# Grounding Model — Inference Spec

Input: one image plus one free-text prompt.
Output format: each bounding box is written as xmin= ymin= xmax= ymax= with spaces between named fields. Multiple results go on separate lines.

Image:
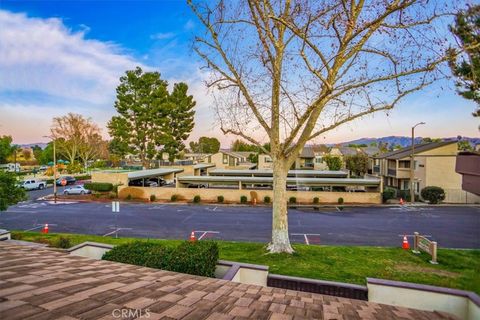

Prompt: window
xmin=222 ymin=154 xmax=228 ymax=164
xmin=315 ymin=156 xmax=323 ymax=163
xmin=402 ymin=180 xmax=410 ymax=190
xmin=265 ymin=156 xmax=273 ymax=163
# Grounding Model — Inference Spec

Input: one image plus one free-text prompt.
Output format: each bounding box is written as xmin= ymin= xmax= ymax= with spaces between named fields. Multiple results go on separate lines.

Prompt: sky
xmin=0 ymin=0 xmax=478 ymax=147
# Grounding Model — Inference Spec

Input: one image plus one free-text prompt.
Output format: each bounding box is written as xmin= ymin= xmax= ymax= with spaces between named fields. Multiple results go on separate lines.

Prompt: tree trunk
xmin=267 ymin=159 xmax=294 ymax=253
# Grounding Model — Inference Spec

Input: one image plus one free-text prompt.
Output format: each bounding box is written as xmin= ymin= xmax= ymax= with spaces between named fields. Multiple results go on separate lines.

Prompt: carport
xmin=193 ymin=163 xmax=215 ymax=176
xmin=208 ymin=169 xmax=348 ymax=178
xmin=127 ymin=168 xmax=184 ymax=187
xmin=177 ymin=175 xmax=381 ymax=191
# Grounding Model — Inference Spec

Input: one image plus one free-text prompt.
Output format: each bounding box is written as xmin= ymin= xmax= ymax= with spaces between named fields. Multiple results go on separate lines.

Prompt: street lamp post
xmin=410 ymin=122 xmax=425 ymax=203
xmin=43 ymin=135 xmax=57 ymax=203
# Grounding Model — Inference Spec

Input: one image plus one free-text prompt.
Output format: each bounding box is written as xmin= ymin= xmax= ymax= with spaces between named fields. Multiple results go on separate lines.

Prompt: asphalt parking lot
xmin=1 ymin=198 xmax=479 ymax=248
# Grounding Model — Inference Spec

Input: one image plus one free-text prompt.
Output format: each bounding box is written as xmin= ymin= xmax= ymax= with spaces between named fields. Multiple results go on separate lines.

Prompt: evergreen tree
xmin=449 ymin=5 xmax=480 ymax=118
xmin=162 ymin=83 xmax=196 ymax=161
xmin=108 ymin=67 xmax=196 ymax=165
xmin=0 ymin=171 xmax=26 ymax=211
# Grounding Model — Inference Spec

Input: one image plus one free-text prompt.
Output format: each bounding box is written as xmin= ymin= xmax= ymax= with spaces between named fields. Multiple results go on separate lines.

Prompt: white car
xmin=20 ymin=179 xmax=46 ymax=190
xmin=63 ymin=185 xmax=91 ymax=195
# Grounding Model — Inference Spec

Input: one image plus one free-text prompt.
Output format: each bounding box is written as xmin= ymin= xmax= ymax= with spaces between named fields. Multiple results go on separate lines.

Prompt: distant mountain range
xmin=333 ymin=136 xmax=480 ymax=148
xmin=18 ymin=143 xmax=48 ymax=149
xmin=19 ymin=136 xmax=479 ymax=150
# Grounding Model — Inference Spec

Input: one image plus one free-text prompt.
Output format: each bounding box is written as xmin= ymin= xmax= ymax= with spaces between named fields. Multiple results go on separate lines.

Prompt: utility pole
xmin=410 ymin=122 xmax=425 ymax=203
xmin=43 ymin=135 xmax=57 ymax=203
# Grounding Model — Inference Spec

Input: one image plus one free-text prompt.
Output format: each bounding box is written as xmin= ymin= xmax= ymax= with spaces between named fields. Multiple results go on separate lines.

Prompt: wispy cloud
xmin=150 ymin=32 xmax=176 ymax=40
xmin=0 ymin=10 xmax=144 ymax=105
xmin=184 ymin=19 xmax=195 ymax=30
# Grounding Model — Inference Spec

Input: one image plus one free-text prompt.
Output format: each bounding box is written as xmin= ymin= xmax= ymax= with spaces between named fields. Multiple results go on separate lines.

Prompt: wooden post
xmin=430 ymin=241 xmax=438 ymax=264
xmin=412 ymin=232 xmax=420 ymax=254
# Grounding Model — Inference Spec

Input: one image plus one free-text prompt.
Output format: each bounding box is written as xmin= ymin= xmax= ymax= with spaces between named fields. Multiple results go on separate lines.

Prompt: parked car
xmin=39 ymin=165 xmax=48 ymax=171
xmin=63 ymin=185 xmax=91 ymax=195
xmin=56 ymin=176 xmax=76 ymax=186
xmin=19 ymin=179 xmax=47 ymax=190
xmin=128 ymin=179 xmax=158 ymax=187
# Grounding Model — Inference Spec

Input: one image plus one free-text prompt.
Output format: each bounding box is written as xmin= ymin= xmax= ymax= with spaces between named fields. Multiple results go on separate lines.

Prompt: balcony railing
xmin=387 ymin=168 xmax=396 ymax=176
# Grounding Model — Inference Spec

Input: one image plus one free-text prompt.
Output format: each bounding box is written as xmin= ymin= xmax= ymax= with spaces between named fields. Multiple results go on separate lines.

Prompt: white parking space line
xmin=291 ymin=233 xmax=321 ymax=245
xmin=103 ymin=227 xmax=132 ymax=237
xmin=194 ymin=230 xmax=220 ymax=240
xmin=398 ymin=234 xmax=432 ymax=238
xmin=24 ymin=224 xmax=58 ymax=232
xmin=304 ymin=234 xmax=309 ymax=245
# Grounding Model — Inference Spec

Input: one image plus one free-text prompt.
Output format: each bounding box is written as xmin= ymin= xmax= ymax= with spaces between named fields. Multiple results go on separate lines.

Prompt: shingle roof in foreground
xmin=0 ymin=242 xmax=456 ymax=320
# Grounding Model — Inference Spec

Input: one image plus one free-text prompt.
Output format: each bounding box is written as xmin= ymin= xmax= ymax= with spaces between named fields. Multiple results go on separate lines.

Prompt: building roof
xmin=179 ymin=175 xmax=380 ymax=187
xmin=339 ymin=147 xmax=359 ymax=156
xmin=0 ymin=242 xmax=454 ymax=320
xmin=193 ymin=163 xmax=216 ymax=170
xmin=299 ymin=146 xmax=315 ymax=158
xmin=218 ymin=150 xmax=255 ymax=159
xmin=127 ymin=168 xmax=184 ymax=180
xmin=375 ymin=141 xmax=457 ymax=160
xmin=361 ymin=146 xmax=380 ymax=157
xmin=209 ymin=169 xmax=348 ymax=178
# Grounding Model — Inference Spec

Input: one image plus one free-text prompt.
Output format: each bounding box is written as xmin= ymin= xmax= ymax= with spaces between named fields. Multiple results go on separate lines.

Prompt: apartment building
xmin=258 ymin=146 xmax=328 ymax=170
xmin=208 ymin=150 xmax=256 ymax=169
xmin=371 ymin=141 xmax=480 ymax=203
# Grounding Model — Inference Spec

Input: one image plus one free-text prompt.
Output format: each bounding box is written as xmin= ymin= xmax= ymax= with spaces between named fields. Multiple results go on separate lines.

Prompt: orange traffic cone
xmin=402 ymin=235 xmax=410 ymax=250
xmin=399 ymin=198 xmax=404 ymax=205
xmin=189 ymin=231 xmax=196 ymax=242
xmin=42 ymin=224 xmax=49 ymax=234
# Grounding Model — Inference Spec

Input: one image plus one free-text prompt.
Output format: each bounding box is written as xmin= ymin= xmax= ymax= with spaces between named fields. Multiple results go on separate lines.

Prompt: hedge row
xmin=102 ymin=240 xmax=219 ymax=277
xmin=84 ymin=182 xmax=113 ymax=192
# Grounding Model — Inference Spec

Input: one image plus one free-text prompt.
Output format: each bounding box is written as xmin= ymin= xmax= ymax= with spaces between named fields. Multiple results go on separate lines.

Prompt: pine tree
xmin=162 ymin=83 xmax=196 ymax=161
xmin=449 ymin=5 xmax=480 ymax=118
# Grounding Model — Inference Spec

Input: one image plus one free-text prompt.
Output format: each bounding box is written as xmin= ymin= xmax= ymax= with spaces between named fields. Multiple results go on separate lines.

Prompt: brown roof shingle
xmin=0 ymin=242 xmax=456 ymax=320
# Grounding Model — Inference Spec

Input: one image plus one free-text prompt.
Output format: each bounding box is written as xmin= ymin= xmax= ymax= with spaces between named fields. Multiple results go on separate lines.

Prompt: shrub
xmin=54 ymin=236 xmax=71 ymax=249
xmin=103 ymin=241 xmax=159 ymax=266
xmin=193 ymin=195 xmax=201 ymax=203
xmin=313 ymin=197 xmax=319 ymax=204
xmin=397 ymin=190 xmax=411 ymax=202
xmin=84 ymin=182 xmax=113 ymax=192
xmin=167 ymin=241 xmax=219 ymax=277
xmin=217 ymin=195 xmax=224 ymax=203
xmin=109 ymin=192 xmax=116 ymax=199
xmin=94 ymin=193 xmax=101 ymax=199
xmin=421 ymin=186 xmax=446 ymax=204
xmin=382 ymin=187 xmax=396 ymax=202
xmin=289 ymin=196 xmax=297 ymax=204
xmin=150 ymin=194 xmax=156 ymax=202
xmin=171 ymin=194 xmax=179 ymax=202
xmin=264 ymin=196 xmax=271 ymax=204
xmin=102 ymin=241 xmax=219 ymax=277
xmin=126 ymin=194 xmax=132 ymax=201
xmin=240 ymin=195 xmax=248 ymax=203
xmin=338 ymin=197 xmax=344 ymax=205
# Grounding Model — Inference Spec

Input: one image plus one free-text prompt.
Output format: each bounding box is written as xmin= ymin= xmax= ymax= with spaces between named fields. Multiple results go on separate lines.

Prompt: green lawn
xmin=12 ymin=231 xmax=480 ymax=294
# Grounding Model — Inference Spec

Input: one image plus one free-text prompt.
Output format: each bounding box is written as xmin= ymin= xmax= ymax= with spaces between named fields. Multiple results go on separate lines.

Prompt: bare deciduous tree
xmin=51 ymin=113 xmax=103 ymax=167
xmin=189 ymin=0 xmax=455 ymax=253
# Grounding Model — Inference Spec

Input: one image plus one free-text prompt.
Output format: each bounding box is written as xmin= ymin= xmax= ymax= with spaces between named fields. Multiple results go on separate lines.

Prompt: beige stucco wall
xmin=118 ymin=186 xmax=381 ymax=204
xmin=69 ymin=245 xmax=112 ymax=260
xmin=368 ymin=283 xmax=479 ymax=320
xmin=92 ymin=171 xmax=129 ymax=186
xmin=258 ymin=154 xmax=273 ymax=170
xmin=231 ymin=268 xmax=268 ymax=287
